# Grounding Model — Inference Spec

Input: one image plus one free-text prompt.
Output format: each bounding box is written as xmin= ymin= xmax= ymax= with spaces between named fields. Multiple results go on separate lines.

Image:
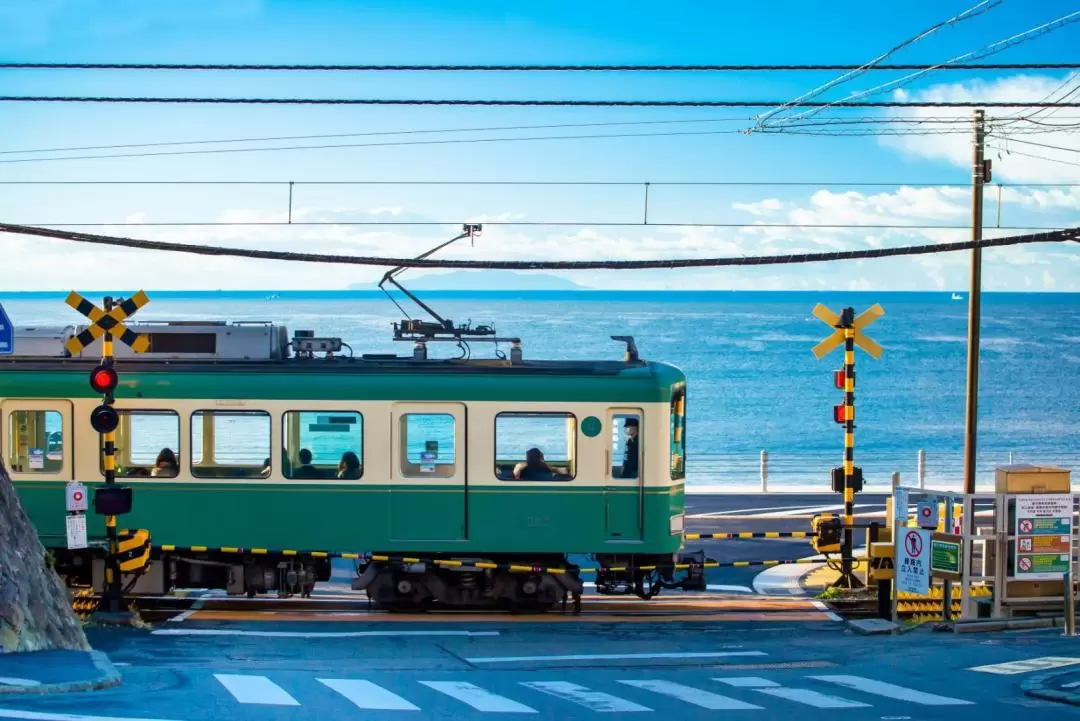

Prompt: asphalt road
xmin=2 ymin=619 xmax=1077 ymax=720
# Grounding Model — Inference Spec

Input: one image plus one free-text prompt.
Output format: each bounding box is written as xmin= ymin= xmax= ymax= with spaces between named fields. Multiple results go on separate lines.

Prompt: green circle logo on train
xmin=581 ymin=416 xmax=602 ymax=437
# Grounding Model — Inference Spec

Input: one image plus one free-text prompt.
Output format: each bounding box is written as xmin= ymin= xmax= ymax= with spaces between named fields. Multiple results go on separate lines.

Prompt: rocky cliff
xmin=0 ymin=459 xmax=89 ymax=653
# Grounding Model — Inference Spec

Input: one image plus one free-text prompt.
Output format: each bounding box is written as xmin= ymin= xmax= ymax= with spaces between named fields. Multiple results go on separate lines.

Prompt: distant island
xmin=348 ymin=270 xmax=588 ymax=291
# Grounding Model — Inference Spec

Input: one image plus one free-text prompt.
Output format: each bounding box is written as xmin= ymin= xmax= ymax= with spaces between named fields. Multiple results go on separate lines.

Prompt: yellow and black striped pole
xmin=100 ymin=298 xmax=122 ymax=613
xmin=840 ymin=307 xmax=857 ymax=587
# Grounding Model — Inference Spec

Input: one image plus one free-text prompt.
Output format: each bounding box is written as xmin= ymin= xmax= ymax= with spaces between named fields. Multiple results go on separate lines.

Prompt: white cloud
xmin=879 ymin=73 xmax=1080 ymax=185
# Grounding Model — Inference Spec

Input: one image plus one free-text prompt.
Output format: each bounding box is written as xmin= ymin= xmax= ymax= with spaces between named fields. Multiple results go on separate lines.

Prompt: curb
xmin=0 ymin=650 xmax=122 ymax=696
xmin=1022 ymin=669 xmax=1080 ymax=706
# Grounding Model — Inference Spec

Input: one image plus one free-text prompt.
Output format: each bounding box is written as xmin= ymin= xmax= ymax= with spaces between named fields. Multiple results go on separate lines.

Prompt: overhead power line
xmin=0 ymin=222 xmax=1075 ymax=269
xmin=2 ymin=96 xmax=1079 ymax=107
xmin=4 ymin=62 xmax=1080 ymax=72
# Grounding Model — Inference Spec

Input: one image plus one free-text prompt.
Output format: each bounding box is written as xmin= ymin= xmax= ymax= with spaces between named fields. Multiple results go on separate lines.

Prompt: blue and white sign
xmin=0 ymin=302 xmax=12 ymax=355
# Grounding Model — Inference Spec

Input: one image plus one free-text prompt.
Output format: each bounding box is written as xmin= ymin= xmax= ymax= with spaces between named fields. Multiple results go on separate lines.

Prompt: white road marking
xmin=582 ymin=582 xmax=754 ymax=594
xmin=522 ymin=681 xmax=651 ymax=712
xmin=810 ymin=599 xmax=844 ymax=621
xmin=811 ymin=675 xmax=973 ymax=705
xmin=0 ymin=678 xmax=41 ymax=687
xmin=420 ymin=681 xmax=537 ymax=713
xmin=318 ymin=679 xmax=420 ymax=711
xmin=154 ymin=629 xmax=498 ymax=638
xmin=213 ymin=674 xmax=299 ymax=706
xmin=466 ymin=651 xmax=766 ymax=663
xmin=757 ymin=688 xmax=870 ymax=709
xmin=715 ymin=677 xmax=781 ymax=688
xmin=968 ymin=656 xmax=1080 ymax=675
xmin=167 ymin=591 xmax=215 ymax=624
xmin=617 ymin=680 xmax=763 ymax=710
xmin=0 ymin=710 xmax=183 ymax=721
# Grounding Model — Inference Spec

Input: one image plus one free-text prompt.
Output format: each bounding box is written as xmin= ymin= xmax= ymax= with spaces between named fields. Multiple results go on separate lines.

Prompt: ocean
xmin=2 ymin=289 xmax=1078 ymax=492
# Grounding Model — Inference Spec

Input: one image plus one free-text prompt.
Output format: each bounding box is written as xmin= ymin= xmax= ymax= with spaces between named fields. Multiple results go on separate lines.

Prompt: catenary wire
xmin=2 ymin=97 xmax=1080 ymax=107
xmin=4 ymin=62 xmax=1080 ymax=71
xmin=0 ymin=179 xmax=1076 ymax=187
xmin=0 ymin=222 xmax=1075 ymax=269
xmin=2 ymin=222 xmax=1070 ymax=230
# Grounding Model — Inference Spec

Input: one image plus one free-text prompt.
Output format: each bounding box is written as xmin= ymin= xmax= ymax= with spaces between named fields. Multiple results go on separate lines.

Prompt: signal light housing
xmin=833 ymin=370 xmax=846 ymax=389
xmin=90 ymin=404 xmax=120 ymax=434
xmin=833 ymin=404 xmax=848 ymax=423
xmin=831 ymin=466 xmax=864 ymax=493
xmin=94 ymin=485 xmax=133 ymax=516
xmin=89 ymin=365 xmax=118 ymax=395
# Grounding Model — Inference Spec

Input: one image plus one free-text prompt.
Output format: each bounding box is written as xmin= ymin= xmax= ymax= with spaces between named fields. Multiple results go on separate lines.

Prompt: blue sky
xmin=0 ymin=0 xmax=1078 ymax=291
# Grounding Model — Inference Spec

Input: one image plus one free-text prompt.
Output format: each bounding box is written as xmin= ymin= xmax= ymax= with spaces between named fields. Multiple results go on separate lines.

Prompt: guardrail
xmin=685 ymin=449 xmax=1080 ymax=491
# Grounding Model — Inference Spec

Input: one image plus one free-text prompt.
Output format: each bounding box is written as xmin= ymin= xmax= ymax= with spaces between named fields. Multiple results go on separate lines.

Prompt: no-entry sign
xmin=897 ymin=528 xmax=931 ymax=594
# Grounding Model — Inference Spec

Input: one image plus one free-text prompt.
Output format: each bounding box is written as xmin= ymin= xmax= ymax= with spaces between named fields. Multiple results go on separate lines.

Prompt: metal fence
xmin=684 ymin=449 xmax=1080 ymax=492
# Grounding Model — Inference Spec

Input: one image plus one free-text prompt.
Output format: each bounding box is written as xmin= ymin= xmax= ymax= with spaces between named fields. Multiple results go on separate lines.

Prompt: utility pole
xmin=963 ymin=109 xmax=988 ymax=498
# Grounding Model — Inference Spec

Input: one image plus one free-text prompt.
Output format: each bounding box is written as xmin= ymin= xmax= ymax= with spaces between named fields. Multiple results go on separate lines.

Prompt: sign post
xmin=0 ymin=302 xmax=13 ymax=355
xmin=65 ymin=482 xmax=89 ymax=550
xmin=812 ymin=302 xmax=884 ymax=589
xmin=65 ymin=290 xmax=150 ymax=616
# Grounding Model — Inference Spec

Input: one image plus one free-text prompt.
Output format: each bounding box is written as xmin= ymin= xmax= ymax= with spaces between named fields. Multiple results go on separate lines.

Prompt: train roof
xmin=0 ymin=320 xmax=686 ymax=402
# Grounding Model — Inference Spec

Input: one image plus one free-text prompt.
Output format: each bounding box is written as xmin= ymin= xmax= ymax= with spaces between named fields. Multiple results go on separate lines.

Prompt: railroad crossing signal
xmin=810 ymin=302 xmax=885 ymax=591
xmin=64 ymin=290 xmax=150 ymax=356
xmin=66 ymin=291 xmax=151 ymax=618
xmin=811 ymin=303 xmax=884 ymax=360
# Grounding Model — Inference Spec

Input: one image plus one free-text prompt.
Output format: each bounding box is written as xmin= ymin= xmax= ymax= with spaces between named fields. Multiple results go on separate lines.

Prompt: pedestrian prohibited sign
xmin=897 ymin=528 xmax=931 ymax=595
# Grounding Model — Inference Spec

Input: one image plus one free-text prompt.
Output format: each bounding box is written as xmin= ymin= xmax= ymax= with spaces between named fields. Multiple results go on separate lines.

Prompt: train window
xmin=400 ymin=413 xmax=455 ymax=478
xmin=282 ymin=411 xmax=363 ymax=480
xmin=670 ymin=389 xmax=686 ymax=480
xmin=610 ymin=413 xmax=641 ymax=479
xmin=494 ymin=412 xmax=576 ymax=481
xmin=6 ymin=410 xmax=63 ymax=474
xmin=102 ymin=410 xmax=180 ymax=479
xmin=191 ymin=410 xmax=271 ymax=479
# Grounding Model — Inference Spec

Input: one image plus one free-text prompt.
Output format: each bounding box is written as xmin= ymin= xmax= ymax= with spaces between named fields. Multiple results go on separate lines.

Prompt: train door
xmin=604 ymin=408 xmax=644 ymax=541
xmin=389 ymin=402 xmax=467 ymax=542
xmin=1 ymin=400 xmax=74 ymax=481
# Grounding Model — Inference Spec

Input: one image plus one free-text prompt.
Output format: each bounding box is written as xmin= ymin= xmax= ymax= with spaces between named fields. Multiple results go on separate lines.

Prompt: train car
xmin=0 ymin=315 xmax=701 ymax=610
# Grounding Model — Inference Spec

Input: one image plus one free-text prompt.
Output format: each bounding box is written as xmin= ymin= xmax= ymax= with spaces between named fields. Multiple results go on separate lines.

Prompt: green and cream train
xmin=0 ymin=317 xmax=701 ymax=609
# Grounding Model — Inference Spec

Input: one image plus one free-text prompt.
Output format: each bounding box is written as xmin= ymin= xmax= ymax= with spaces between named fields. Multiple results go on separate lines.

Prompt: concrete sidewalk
xmin=0 ymin=649 xmax=121 ymax=695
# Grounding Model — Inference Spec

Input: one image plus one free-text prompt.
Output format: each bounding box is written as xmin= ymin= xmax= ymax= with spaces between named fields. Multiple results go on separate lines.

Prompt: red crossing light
xmin=833 ymin=404 xmax=847 ymax=424
xmin=833 ymin=370 xmax=846 ymax=389
xmin=89 ymin=366 xmax=118 ymax=394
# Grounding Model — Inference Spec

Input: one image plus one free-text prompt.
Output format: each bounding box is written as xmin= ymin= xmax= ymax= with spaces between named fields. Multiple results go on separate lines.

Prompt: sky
xmin=0 ymin=0 xmax=1078 ymax=292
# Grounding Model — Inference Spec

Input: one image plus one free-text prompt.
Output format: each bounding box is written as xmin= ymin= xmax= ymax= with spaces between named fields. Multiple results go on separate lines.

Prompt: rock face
xmin=0 ymin=459 xmax=89 ymax=653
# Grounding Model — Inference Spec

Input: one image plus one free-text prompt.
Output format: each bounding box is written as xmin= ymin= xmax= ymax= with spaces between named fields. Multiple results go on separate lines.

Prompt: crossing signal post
xmin=66 ymin=291 xmax=150 ymax=616
xmin=812 ymin=302 xmax=884 ymax=590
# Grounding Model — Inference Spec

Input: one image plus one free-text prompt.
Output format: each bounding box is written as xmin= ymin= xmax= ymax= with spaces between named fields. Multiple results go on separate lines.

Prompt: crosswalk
xmin=211 ymin=672 xmax=973 ymax=714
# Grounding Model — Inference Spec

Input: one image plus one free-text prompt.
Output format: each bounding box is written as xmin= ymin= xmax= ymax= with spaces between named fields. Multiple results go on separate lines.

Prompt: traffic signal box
xmin=811 ymin=513 xmax=842 ymax=554
xmin=89 ymin=363 xmax=133 ymax=517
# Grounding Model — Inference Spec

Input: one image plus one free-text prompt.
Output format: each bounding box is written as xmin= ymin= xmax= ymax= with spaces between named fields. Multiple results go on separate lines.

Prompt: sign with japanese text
xmin=931 ymin=532 xmax=963 ymax=581
xmin=897 ymin=528 xmax=931 ymax=594
xmin=1015 ymin=494 xmax=1073 ymax=580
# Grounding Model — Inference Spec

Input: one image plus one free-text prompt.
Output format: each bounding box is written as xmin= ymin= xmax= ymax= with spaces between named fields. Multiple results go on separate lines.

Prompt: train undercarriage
xmin=51 ymin=547 xmax=712 ymax=611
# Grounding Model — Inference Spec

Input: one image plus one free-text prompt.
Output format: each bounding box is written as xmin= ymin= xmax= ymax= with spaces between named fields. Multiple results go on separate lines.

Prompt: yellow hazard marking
xmin=64 ymin=290 xmax=152 ymax=354
xmin=969 ymin=657 xmax=1080 ymax=675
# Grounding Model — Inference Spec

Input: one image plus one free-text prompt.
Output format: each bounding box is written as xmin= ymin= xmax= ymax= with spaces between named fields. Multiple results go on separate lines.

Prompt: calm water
xmin=3 ymin=290 xmax=1078 ymax=490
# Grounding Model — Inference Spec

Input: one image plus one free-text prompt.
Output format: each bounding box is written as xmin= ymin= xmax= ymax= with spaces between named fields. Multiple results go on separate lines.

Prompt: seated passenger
xmin=293 ymin=448 xmax=318 ymax=478
xmin=152 ymin=448 xmax=179 ymax=478
xmin=513 ymin=447 xmax=556 ymax=481
xmin=338 ymin=451 xmax=361 ymax=479
xmin=261 ymin=457 xmax=271 ymax=477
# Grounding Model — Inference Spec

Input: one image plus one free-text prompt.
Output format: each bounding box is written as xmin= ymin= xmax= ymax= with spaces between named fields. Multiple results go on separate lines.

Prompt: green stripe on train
xmin=0 ymin=364 xmax=685 ymax=403
xmin=15 ymin=481 xmax=685 ymax=555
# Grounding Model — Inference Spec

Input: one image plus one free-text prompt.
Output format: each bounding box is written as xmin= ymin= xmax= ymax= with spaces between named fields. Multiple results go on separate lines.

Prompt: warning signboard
xmin=896 ymin=528 xmax=931 ymax=595
xmin=1015 ymin=494 xmax=1072 ymax=580
xmin=66 ymin=482 xmax=88 ymax=513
